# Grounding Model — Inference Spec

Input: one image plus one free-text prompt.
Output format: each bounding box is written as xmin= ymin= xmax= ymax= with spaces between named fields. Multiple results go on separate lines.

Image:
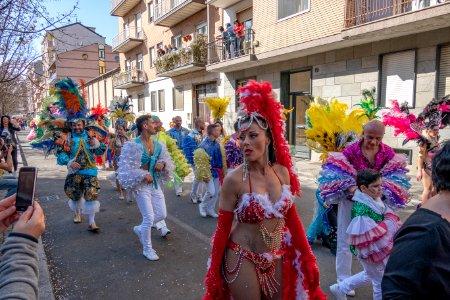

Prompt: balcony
xmin=155 ymin=35 xmax=207 ymax=77
xmin=206 ymin=0 xmax=241 ymax=9
xmin=112 ymin=29 xmax=144 ymax=53
xmin=47 ymin=73 xmax=57 ymax=85
xmin=206 ymin=29 xmax=257 ymax=72
xmin=154 ymin=0 xmax=206 ymax=27
xmin=342 ymin=1 xmax=450 ymax=41
xmin=113 ymin=69 xmax=145 ymax=89
xmin=345 ymin=0 xmax=444 ymax=27
xmin=110 ymin=0 xmax=141 ymax=17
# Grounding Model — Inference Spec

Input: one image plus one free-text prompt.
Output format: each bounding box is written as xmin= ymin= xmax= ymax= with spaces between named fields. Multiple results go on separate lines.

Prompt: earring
xmin=265 ymin=144 xmax=269 ymax=176
xmin=243 ymin=157 xmax=249 ymax=182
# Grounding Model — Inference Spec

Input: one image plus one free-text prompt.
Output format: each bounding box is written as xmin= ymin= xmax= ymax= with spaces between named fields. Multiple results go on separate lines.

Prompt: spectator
xmin=0 ymin=116 xmax=20 ymax=176
xmin=226 ymin=23 xmax=236 ymax=58
xmin=233 ymin=20 xmax=245 ymax=56
xmin=0 ymin=139 xmax=17 ymax=197
xmin=218 ymin=26 xmax=230 ymax=59
xmin=382 ymin=140 xmax=450 ymax=299
xmin=0 ymin=195 xmax=46 ymax=299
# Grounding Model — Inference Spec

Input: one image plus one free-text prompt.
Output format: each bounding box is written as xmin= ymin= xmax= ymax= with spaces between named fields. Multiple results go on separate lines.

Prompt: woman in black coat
xmin=1 ymin=116 xmax=21 ymax=174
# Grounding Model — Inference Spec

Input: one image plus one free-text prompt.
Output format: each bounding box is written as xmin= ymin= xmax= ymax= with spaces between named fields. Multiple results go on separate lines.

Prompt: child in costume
xmin=88 ymin=103 xmax=110 ymax=169
xmin=330 ymin=169 xmax=402 ymax=300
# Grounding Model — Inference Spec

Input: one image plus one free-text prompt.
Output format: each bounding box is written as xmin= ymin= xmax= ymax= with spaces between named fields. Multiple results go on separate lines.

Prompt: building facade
xmin=205 ymin=0 xmax=450 ymax=166
xmin=27 ymin=60 xmax=46 ymax=113
xmin=85 ymin=67 xmax=121 ymax=109
xmin=42 ymin=23 xmax=119 ymax=94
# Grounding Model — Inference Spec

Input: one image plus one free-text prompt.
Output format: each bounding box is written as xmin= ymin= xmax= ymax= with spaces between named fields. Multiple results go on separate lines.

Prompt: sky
xmin=35 ymin=0 xmax=118 ymax=50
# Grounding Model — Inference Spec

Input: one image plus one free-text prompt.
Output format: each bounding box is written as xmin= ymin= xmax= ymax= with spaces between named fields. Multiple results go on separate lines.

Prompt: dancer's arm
xmin=204 ymin=173 xmax=238 ymax=299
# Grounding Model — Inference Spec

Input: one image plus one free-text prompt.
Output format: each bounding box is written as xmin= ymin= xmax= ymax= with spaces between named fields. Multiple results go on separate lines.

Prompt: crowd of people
xmin=217 ymin=20 xmax=249 ymax=59
xmin=0 ymin=77 xmax=449 ymax=299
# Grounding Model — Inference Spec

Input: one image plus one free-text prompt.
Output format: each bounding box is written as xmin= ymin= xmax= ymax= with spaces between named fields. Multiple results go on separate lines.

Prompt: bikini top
xmin=234 ymin=167 xmax=293 ymax=224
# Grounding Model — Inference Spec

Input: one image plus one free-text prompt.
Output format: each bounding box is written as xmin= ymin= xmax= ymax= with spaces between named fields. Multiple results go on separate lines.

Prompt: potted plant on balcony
xmin=191 ymin=34 xmax=207 ymax=64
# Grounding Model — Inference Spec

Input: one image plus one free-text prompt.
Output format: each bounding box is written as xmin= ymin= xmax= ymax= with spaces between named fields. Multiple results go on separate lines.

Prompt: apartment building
xmin=42 ymin=23 xmax=119 ymax=93
xmin=85 ymin=67 xmax=121 ymax=109
xmin=27 ymin=61 xmax=46 ymax=113
xmin=110 ymin=0 xmax=221 ymax=127
xmin=205 ymin=0 xmax=450 ymax=165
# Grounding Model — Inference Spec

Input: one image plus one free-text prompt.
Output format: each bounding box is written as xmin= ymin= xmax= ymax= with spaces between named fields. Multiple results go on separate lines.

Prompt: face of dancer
xmin=212 ymin=126 xmax=221 ymax=139
xmin=143 ymin=118 xmax=156 ymax=135
xmin=2 ymin=117 xmax=10 ymax=127
xmin=239 ymin=122 xmax=270 ymax=162
xmin=362 ymin=122 xmax=385 ymax=151
xmin=155 ymin=121 xmax=163 ymax=132
xmin=117 ymin=127 xmax=125 ymax=135
xmin=173 ymin=116 xmax=182 ymax=129
xmin=427 ymin=125 xmax=439 ymax=138
xmin=71 ymin=121 xmax=84 ymax=134
xmin=361 ymin=177 xmax=383 ymax=199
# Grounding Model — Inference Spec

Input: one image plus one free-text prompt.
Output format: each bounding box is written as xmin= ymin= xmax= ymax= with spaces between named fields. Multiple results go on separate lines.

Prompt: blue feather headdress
xmin=53 ymin=78 xmax=90 ymax=123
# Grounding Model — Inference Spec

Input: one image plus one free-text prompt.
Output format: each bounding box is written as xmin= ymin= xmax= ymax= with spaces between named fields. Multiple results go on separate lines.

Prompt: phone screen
xmin=16 ymin=167 xmax=37 ymax=211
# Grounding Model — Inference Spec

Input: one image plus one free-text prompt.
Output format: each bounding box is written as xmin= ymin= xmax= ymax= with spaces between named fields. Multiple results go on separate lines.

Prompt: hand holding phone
xmin=13 ymin=202 xmax=45 ymax=239
xmin=16 ymin=167 xmax=37 ymax=212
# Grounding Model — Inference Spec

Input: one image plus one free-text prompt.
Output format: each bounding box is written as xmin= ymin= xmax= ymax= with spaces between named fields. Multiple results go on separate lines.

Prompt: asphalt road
xmin=18 ymin=132 xmax=422 ymax=300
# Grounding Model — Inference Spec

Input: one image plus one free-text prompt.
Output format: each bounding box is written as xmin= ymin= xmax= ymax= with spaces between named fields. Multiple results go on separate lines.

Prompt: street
xmin=17 ymin=132 xmax=421 ymax=300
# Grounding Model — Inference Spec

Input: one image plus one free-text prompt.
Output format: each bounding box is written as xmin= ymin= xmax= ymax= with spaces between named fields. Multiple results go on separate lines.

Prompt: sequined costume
xmin=318 ymin=140 xmax=410 ymax=283
xmin=334 ymin=190 xmax=402 ymax=300
xmin=223 ymin=133 xmax=243 ymax=171
xmin=56 ymin=130 xmax=106 ymax=214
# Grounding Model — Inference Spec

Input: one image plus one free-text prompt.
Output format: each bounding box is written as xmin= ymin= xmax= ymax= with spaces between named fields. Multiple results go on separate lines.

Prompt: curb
xmin=17 ymin=132 xmax=55 ymax=300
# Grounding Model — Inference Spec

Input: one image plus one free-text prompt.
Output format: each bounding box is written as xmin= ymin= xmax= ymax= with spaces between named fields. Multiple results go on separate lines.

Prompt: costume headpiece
xmin=53 ymin=78 xmax=89 ymax=123
xmin=204 ymin=96 xmax=230 ymax=122
xmin=237 ymin=80 xmax=301 ymax=196
xmin=109 ymin=97 xmax=135 ymax=130
xmin=382 ymin=97 xmax=450 ymax=145
xmin=354 ymin=88 xmax=382 ymax=120
xmin=89 ymin=103 xmax=109 ymax=122
xmin=305 ymin=97 xmax=369 ymax=162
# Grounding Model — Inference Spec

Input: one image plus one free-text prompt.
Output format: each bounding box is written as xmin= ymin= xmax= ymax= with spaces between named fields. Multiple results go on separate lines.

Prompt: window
xmin=171 ymin=34 xmax=182 ymax=50
xmin=98 ymin=44 xmax=105 ymax=59
xmin=136 ymin=53 xmax=143 ymax=70
xmin=149 ymin=47 xmax=155 ymax=68
xmin=148 ymin=2 xmax=154 ymax=23
xmin=196 ymin=83 xmax=217 ymax=121
xmin=151 ymin=91 xmax=157 ymax=112
xmin=235 ymin=78 xmax=255 ymax=110
xmin=158 ymin=89 xmax=165 ymax=112
xmin=196 ymin=22 xmax=207 ymax=36
xmin=173 ymin=86 xmax=184 ymax=111
xmin=278 ymin=0 xmax=310 ymax=20
xmin=135 ymin=13 xmax=142 ymax=38
xmin=438 ymin=44 xmax=450 ymax=99
xmin=114 ymin=55 xmax=120 ymax=63
xmin=381 ymin=50 xmax=416 ymax=107
xmin=138 ymin=94 xmax=145 ymax=112
xmin=125 ymin=59 xmax=131 ymax=71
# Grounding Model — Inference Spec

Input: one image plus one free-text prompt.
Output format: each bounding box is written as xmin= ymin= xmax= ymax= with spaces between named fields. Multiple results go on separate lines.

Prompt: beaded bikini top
xmin=234 ymin=169 xmax=293 ymax=224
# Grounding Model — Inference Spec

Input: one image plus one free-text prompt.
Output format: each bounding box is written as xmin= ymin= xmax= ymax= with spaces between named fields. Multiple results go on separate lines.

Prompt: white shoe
xmin=190 ymin=192 xmax=198 ymax=204
xmin=199 ymin=204 xmax=207 ymax=217
xmin=133 ymin=226 xmax=143 ymax=245
xmin=346 ymin=290 xmax=355 ymax=297
xmin=160 ymin=226 xmax=171 ymax=237
xmin=330 ymin=284 xmax=347 ymax=300
xmin=207 ymin=209 xmax=218 ymax=218
xmin=143 ymin=249 xmax=159 ymax=261
xmin=176 ymin=192 xmax=182 ymax=197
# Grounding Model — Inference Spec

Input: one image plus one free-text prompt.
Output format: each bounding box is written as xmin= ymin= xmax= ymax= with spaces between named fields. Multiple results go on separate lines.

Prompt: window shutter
xmin=381 ymin=50 xmax=415 ymax=107
xmin=438 ymin=45 xmax=450 ymax=99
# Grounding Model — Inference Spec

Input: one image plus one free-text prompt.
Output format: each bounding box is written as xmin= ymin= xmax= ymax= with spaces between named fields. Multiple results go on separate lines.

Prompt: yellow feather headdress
xmin=204 ymin=96 xmax=230 ymax=121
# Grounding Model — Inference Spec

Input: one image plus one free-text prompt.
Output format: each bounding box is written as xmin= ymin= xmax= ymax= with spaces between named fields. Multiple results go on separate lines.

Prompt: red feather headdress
xmin=90 ymin=103 xmax=109 ymax=120
xmin=237 ymin=80 xmax=301 ymax=196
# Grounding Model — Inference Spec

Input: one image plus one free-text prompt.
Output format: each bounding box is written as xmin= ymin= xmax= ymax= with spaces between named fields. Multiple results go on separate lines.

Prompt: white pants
xmin=174 ymin=178 xmax=183 ymax=194
xmin=191 ymin=166 xmax=203 ymax=197
xmin=336 ymin=198 xmax=353 ymax=281
xmin=135 ymin=185 xmax=167 ymax=252
xmin=200 ymin=177 xmax=220 ymax=212
xmin=338 ymin=257 xmax=386 ymax=300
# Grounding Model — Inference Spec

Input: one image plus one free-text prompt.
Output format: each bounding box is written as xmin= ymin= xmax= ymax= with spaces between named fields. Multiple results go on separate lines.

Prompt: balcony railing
xmin=155 ymin=35 xmax=207 ymax=77
xmin=154 ymin=0 xmax=206 ymax=27
xmin=112 ymin=69 xmax=145 ymax=89
xmin=207 ymin=28 xmax=255 ymax=65
xmin=112 ymin=28 xmax=144 ymax=53
xmin=345 ymin=0 xmax=443 ymax=28
xmin=110 ymin=0 xmax=141 ymax=17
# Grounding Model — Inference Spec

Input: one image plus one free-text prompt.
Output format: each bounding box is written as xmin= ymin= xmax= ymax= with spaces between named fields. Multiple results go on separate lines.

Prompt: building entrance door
xmin=282 ymin=70 xmax=312 ymax=159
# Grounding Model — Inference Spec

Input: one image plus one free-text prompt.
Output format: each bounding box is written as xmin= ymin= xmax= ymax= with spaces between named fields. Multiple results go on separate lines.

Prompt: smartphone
xmin=16 ymin=167 xmax=38 ymax=212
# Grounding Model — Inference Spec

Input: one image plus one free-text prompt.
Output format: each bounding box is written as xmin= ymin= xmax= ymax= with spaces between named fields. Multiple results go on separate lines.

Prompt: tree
xmin=0 ymin=0 xmax=78 ymax=114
